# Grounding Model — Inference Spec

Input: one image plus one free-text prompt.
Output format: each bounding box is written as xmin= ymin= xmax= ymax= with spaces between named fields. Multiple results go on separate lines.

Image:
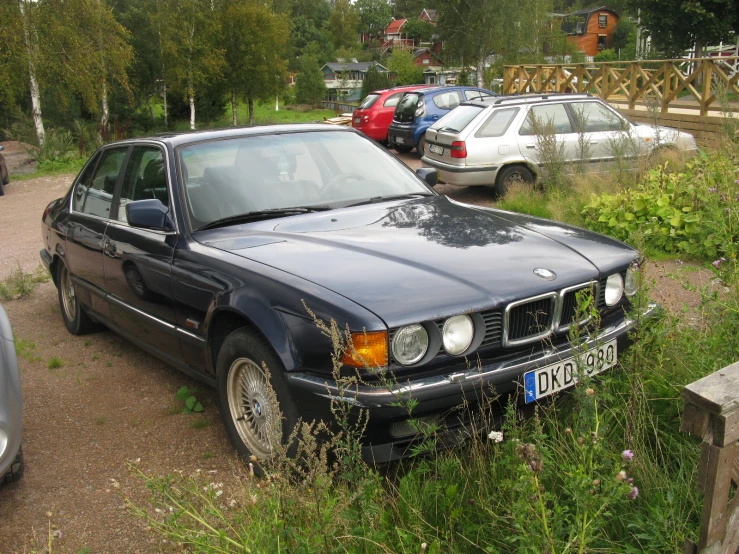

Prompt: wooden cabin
xmin=560 ymin=6 xmax=619 ymax=57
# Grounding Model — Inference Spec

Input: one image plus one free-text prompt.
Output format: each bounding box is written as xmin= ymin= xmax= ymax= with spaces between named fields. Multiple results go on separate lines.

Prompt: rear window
xmin=431 ymin=105 xmax=484 ymax=134
xmin=383 ymin=92 xmax=404 ymax=108
xmin=476 ymin=107 xmax=519 ymax=138
xmin=432 ymin=91 xmax=462 ymax=110
xmin=358 ymin=94 xmax=381 ymax=109
xmin=396 ymin=93 xmax=421 ymax=116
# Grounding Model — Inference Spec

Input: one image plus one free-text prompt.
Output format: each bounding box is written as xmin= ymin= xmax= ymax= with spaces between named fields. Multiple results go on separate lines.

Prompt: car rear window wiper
xmin=344 ymin=193 xmax=432 ymax=208
xmin=435 ymin=126 xmax=460 ymax=133
xmin=196 ymin=206 xmax=332 ymax=231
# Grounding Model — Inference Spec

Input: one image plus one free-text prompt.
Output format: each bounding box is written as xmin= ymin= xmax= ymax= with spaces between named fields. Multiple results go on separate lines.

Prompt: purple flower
xmin=622 ymin=449 xmax=634 ymax=462
xmin=712 ymin=258 xmax=727 ymax=269
xmin=628 ymin=486 xmax=639 ymax=500
xmin=708 ymin=187 xmax=718 ymax=193
xmin=626 ymin=477 xmax=634 ymax=484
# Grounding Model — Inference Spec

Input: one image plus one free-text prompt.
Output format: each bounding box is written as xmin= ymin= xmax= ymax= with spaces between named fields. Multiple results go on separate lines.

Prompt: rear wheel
xmin=216 ymin=328 xmax=299 ymax=473
xmin=495 ymin=165 xmax=535 ymax=197
xmin=1 ymin=447 xmax=23 ymax=486
xmin=417 ymin=134 xmax=427 ymax=157
xmin=57 ymin=262 xmax=101 ymax=335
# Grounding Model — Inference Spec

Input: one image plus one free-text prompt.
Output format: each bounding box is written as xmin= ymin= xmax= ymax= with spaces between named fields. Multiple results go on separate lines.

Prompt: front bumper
xmin=388 ymin=124 xmax=416 ymax=148
xmin=287 ymin=303 xmax=658 ymax=461
xmin=420 ymin=156 xmax=500 ymax=186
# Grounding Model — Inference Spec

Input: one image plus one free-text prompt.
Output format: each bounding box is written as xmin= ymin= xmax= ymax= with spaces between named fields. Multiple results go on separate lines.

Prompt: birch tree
xmin=160 ymin=0 xmax=225 ymax=130
xmin=16 ymin=0 xmax=46 ymax=146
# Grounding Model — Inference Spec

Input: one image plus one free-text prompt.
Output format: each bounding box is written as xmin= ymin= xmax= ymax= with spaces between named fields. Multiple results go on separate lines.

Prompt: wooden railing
xmin=503 ymin=57 xmax=739 ymax=115
xmin=681 ymin=361 xmax=739 ymax=553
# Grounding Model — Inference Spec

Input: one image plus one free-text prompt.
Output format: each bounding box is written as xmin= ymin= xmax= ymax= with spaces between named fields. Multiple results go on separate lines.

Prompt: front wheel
xmin=495 ymin=165 xmax=535 ymax=197
xmin=216 ymin=328 xmax=299 ymax=472
xmin=57 ymin=262 xmax=101 ymax=335
xmin=1 ymin=447 xmax=23 ymax=486
xmin=417 ymin=134 xmax=427 ymax=157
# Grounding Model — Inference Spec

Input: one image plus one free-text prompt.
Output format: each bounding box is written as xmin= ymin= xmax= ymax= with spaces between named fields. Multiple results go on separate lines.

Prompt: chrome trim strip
xmin=287 ymin=303 xmax=659 ymax=408
xmin=106 ymin=295 xmax=176 ymax=334
xmin=502 ymin=291 xmax=558 ymax=347
xmin=556 ymin=280 xmax=599 ymax=333
xmin=176 ymin=327 xmax=206 ymax=345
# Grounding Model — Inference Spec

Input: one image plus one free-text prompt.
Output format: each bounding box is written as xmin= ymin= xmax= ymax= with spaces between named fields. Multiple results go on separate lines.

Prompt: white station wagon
xmin=420 ymin=94 xmax=698 ymax=196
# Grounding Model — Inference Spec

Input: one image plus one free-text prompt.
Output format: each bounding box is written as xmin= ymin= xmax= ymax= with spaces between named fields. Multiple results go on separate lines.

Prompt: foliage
xmin=611 ymin=17 xmax=636 ymax=54
xmin=295 ymin=56 xmax=327 ymax=104
xmin=386 ymin=49 xmax=423 ymax=85
xmin=360 ymin=65 xmax=392 ymax=98
xmin=582 ymin=151 xmax=739 ymax=262
xmin=593 ymin=48 xmax=619 ymax=62
xmin=0 ymin=265 xmax=50 ymax=301
xmin=402 ymin=18 xmax=435 ymax=42
xmin=327 ymin=0 xmax=360 ymax=50
xmin=355 ymin=0 xmax=392 ymax=39
xmin=176 ymin=386 xmax=204 ymax=414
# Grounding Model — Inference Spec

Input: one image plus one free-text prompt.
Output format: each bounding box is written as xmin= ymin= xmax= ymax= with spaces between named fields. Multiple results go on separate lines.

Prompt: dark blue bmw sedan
xmin=40 ymin=124 xmax=656 ymax=465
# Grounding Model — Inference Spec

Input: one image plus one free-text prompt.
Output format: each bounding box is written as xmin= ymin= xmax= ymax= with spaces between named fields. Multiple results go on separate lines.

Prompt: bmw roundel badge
xmin=533 ymin=268 xmax=557 ymax=280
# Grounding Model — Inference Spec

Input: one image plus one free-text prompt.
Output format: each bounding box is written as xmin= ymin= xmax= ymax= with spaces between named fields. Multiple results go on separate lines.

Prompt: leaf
xmin=193 ymin=402 xmax=204 ymax=413
xmin=185 ymin=396 xmax=196 ymax=410
xmin=176 ymin=386 xmax=191 ymax=401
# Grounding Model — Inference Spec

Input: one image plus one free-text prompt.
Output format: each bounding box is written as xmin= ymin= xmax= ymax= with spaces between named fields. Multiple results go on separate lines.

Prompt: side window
xmin=432 ymin=91 xmax=462 ymax=110
xmin=570 ymin=101 xmax=626 ymax=132
xmin=76 ymin=147 xmax=128 ymax=218
xmin=477 ymin=108 xmax=519 ymax=138
xmin=519 ymin=103 xmax=573 ymax=135
xmin=383 ymin=92 xmax=403 ymax=108
xmin=116 ymin=146 xmax=168 ymax=223
xmin=464 ymin=90 xmax=492 ymax=101
xmin=71 ymin=152 xmax=101 ymax=212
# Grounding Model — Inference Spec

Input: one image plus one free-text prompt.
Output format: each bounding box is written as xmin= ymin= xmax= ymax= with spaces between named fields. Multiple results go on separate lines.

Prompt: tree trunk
xmin=100 ymin=81 xmax=109 ymax=131
xmin=162 ymin=82 xmax=168 ymax=127
xmin=232 ymin=90 xmax=238 ymax=126
xmin=476 ymin=57 xmax=485 ymax=88
xmin=248 ymin=98 xmax=254 ymax=125
xmin=695 ymin=39 xmax=704 ymax=88
xmin=189 ymin=93 xmax=195 ymax=130
xmin=18 ymin=0 xmax=45 ymax=147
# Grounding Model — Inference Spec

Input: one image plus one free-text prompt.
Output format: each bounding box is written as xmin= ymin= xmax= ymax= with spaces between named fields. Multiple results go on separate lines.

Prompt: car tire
xmin=57 ymin=262 xmax=101 ymax=335
xmin=1 ymin=447 xmax=24 ymax=485
xmin=216 ymin=327 xmax=300 ymax=474
xmin=417 ymin=134 xmax=426 ymax=157
xmin=495 ymin=165 xmax=535 ymax=197
xmin=394 ymin=144 xmax=413 ymax=153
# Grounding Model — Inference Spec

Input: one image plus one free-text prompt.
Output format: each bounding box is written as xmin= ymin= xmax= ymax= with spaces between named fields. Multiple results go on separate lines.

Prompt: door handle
xmin=103 ymin=240 xmax=117 ymax=257
xmin=526 ymin=144 xmax=536 ymax=149
xmin=589 ymin=140 xmax=599 ymax=145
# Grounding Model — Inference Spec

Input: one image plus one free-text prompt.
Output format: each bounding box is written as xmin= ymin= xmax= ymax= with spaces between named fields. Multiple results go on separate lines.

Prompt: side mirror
xmin=126 ymin=199 xmax=174 ymax=231
xmin=416 ymin=167 xmax=438 ymax=187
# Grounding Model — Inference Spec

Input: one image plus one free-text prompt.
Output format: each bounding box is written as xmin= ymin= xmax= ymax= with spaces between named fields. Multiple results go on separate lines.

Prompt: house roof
xmin=420 ymin=8 xmax=437 ymax=22
xmin=385 ymin=18 xmax=407 ymax=34
xmin=322 ymin=62 xmax=390 ymax=73
xmin=413 ymin=48 xmax=442 ymax=63
xmin=566 ymin=5 xmax=618 ymax=17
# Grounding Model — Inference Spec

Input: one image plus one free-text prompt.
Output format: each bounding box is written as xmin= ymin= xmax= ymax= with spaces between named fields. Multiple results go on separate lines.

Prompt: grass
xmin=47 ymin=357 xmax=64 ymax=370
xmin=15 ymin=338 xmax=42 ymax=363
xmin=0 ymin=265 xmax=50 ymax=301
xmin=190 ymin=417 xmax=211 ymax=430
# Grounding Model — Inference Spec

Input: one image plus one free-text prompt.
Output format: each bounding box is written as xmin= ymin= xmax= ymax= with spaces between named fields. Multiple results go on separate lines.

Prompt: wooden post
xmin=681 ymin=361 xmax=739 ymax=553
xmin=576 ymin=64 xmax=584 ymax=93
xmin=701 ymin=60 xmax=712 ymax=116
xmin=662 ymin=62 xmax=672 ymax=113
xmin=555 ymin=64 xmax=562 ymax=92
xmin=601 ymin=64 xmax=609 ymax=99
xmin=629 ymin=62 xmax=638 ymax=110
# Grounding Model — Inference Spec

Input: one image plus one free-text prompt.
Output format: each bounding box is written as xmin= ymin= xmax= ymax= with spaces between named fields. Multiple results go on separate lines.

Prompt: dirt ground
xmin=0 ymin=154 xmax=720 ymax=553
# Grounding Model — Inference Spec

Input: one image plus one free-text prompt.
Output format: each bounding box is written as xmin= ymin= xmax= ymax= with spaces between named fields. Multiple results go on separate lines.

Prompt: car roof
xmin=404 ymin=85 xmax=495 ymax=96
xmin=370 ymin=84 xmax=435 ymax=96
xmin=105 ymin=123 xmax=354 ymax=148
xmin=464 ymin=93 xmax=594 ymax=109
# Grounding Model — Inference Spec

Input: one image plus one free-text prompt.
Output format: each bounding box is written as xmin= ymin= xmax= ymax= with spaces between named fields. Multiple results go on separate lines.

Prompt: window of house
xmin=598 ymin=34 xmax=607 ymax=50
xmin=423 ymin=58 xmax=430 ymax=64
xmin=598 ymin=14 xmax=607 ymax=28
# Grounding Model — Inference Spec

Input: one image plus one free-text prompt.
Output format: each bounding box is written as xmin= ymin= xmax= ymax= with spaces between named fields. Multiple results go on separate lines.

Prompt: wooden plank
xmin=682 ymin=401 xmax=711 ymax=438
xmin=662 ymin=62 xmax=671 ymax=113
xmin=683 ymin=361 xmax=739 ymax=417
xmin=629 ymin=62 xmax=638 ymax=110
xmin=701 ymin=61 xmax=712 ymax=116
xmin=697 ymin=442 xmax=737 ymax=550
xmin=715 ymin=411 xmax=739 ymax=447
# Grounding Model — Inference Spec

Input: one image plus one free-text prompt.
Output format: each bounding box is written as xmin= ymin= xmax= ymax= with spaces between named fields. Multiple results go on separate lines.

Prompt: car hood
xmin=196 ymin=196 xmax=636 ymax=327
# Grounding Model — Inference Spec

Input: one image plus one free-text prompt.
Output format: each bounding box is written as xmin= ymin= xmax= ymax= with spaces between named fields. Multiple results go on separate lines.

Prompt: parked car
xmin=351 ymin=85 xmax=434 ymax=144
xmin=0 ymin=145 xmax=9 ymax=195
xmin=0 ymin=304 xmax=23 ymax=485
xmin=387 ymin=86 xmax=497 ymax=155
xmin=421 ymin=93 xmax=698 ymax=196
xmin=40 ymin=125 xmax=656 ymax=465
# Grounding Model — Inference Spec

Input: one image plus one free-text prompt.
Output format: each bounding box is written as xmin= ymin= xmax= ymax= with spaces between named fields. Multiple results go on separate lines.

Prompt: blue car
xmin=387 ymin=86 xmax=497 ymax=155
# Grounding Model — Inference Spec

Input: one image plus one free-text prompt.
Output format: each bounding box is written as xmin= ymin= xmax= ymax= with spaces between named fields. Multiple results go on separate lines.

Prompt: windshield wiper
xmin=196 ymin=206 xmax=332 ymax=231
xmin=344 ymin=193 xmax=432 ymax=208
xmin=435 ymin=126 xmax=460 ymax=133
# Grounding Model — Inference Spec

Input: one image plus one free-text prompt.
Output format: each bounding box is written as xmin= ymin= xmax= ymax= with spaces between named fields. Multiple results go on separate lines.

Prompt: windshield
xmin=395 ymin=93 xmax=420 ymax=122
xmin=179 ymin=131 xmax=432 ymax=230
xmin=358 ymin=94 xmax=381 ymax=109
xmin=431 ymin=105 xmax=484 ymax=134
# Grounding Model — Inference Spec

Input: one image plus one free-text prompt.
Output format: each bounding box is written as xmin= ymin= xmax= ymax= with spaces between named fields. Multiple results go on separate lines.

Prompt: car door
xmin=377 ymin=92 xmax=404 ymax=134
xmin=517 ymin=102 xmax=579 ymax=173
xmin=66 ymin=146 xmax=130 ymax=318
xmin=103 ymin=143 xmax=183 ymax=362
xmin=566 ymin=100 xmax=640 ymax=171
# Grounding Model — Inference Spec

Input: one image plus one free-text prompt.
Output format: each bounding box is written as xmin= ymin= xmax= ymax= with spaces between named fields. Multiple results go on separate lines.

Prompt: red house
xmin=560 ymin=6 xmax=619 ymax=57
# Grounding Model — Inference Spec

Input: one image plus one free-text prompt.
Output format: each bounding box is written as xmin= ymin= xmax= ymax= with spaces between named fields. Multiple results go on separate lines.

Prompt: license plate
xmin=395 ymin=136 xmax=405 ymax=144
xmin=354 ymin=117 xmax=360 ymax=124
xmin=523 ymin=339 xmax=617 ymax=403
xmin=429 ymin=144 xmax=445 ymax=155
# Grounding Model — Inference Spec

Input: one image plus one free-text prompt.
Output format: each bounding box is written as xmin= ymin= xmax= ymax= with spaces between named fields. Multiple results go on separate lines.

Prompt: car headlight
xmin=624 ymin=264 xmax=640 ymax=297
xmin=442 ymin=315 xmax=474 ymax=355
xmin=605 ymin=273 xmax=624 ymax=306
xmin=392 ymin=324 xmax=428 ymax=365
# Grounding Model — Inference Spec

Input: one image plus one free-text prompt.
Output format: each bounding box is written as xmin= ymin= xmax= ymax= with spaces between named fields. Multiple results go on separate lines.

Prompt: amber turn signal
xmin=342 ymin=331 xmax=388 ymax=368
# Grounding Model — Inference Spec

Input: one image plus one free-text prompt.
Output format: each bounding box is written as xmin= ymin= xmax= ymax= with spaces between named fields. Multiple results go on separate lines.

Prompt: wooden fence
xmin=321 ymin=100 xmax=358 ymax=113
xmin=503 ymin=57 xmax=739 ymax=116
xmin=682 ymin=361 xmax=739 ymax=553
xmin=615 ymin=109 xmax=731 ymax=148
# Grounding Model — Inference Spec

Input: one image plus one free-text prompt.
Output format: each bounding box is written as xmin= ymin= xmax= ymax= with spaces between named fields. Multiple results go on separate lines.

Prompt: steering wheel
xmin=323 ymin=171 xmax=367 ymax=196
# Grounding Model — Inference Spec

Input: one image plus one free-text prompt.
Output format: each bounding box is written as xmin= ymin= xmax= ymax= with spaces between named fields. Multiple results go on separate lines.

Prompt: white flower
xmin=488 ymin=431 xmax=504 ymax=442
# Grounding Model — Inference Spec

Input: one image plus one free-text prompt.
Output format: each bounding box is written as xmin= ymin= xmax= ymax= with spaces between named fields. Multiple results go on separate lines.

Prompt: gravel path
xmin=0 ymin=162 xmax=719 ymax=552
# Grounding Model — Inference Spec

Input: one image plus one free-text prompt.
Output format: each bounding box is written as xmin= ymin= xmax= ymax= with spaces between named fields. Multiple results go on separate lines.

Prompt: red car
xmin=352 ymin=85 xmax=433 ymax=144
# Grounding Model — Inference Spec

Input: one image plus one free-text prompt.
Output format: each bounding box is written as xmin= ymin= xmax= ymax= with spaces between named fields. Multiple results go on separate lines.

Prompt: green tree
xmin=361 ymin=64 xmax=391 ymax=98
xmin=386 ymin=49 xmax=422 ymax=85
xmin=355 ymin=0 xmax=392 ymax=40
xmin=295 ymin=56 xmax=326 ymax=104
xmin=390 ymin=0 xmax=424 ymax=18
xmin=220 ymin=0 xmax=289 ymax=125
xmin=402 ymin=18 xmax=434 ymax=42
xmin=159 ymin=0 xmax=225 ymax=129
xmin=628 ymin=0 xmax=737 ymax=58
xmin=328 ymin=0 xmax=360 ymax=50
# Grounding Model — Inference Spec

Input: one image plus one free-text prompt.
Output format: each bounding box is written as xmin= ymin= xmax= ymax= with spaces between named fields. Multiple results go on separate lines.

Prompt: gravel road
xmin=0 ymin=153 xmax=719 ymax=552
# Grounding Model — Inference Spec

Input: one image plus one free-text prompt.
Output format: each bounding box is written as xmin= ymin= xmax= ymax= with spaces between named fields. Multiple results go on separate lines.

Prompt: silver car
xmin=421 ymin=94 xmax=698 ymax=196
xmin=0 ymin=304 xmax=23 ymax=485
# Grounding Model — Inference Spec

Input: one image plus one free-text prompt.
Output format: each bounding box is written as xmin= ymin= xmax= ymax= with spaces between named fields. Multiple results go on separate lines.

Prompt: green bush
xmin=582 ymin=151 xmax=739 ymax=262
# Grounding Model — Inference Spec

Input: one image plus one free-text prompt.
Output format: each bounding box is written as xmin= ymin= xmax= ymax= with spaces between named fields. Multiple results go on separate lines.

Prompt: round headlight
xmin=624 ymin=264 xmax=640 ymax=297
xmin=605 ymin=273 xmax=624 ymax=306
xmin=392 ymin=324 xmax=428 ymax=365
xmin=442 ymin=315 xmax=474 ymax=355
